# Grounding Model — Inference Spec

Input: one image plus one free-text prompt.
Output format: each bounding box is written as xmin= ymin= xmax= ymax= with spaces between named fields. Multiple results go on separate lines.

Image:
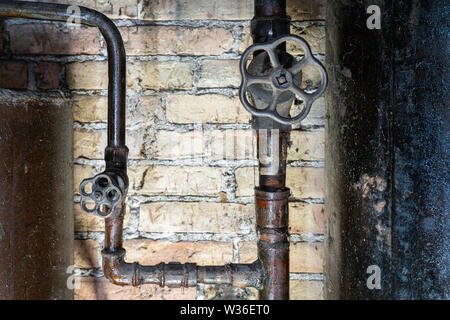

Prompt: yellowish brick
xmin=74 ymin=202 xmax=131 ymax=232
xmin=239 ymin=23 xmax=325 ymax=55
xmin=127 ymin=60 xmax=194 ymax=90
xmin=286 ymin=167 xmax=324 ymax=199
xmin=66 ymin=61 xmax=108 ymax=90
xmin=73 ymin=95 xmax=107 ymax=123
xmin=235 ymin=167 xmax=324 ymax=198
xmin=123 ymin=240 xmax=233 ymax=266
xmin=140 ymin=0 xmax=253 ymax=20
xmin=74 ymin=164 xmax=96 ymax=194
xmin=210 ymin=130 xmax=256 ymax=160
xmin=120 ymin=26 xmax=233 ymax=55
xmin=238 ymin=241 xmax=257 ymax=264
xmin=290 ymin=280 xmax=323 ymax=300
xmin=139 ymin=202 xmax=254 ymax=234
xmin=289 ymin=203 xmax=325 ymax=234
xmin=73 ymin=129 xmax=106 ymax=159
xmin=290 ymin=242 xmax=323 ymax=273
xmin=198 ymin=60 xmax=240 ymax=88
xmin=166 ymin=94 xmax=250 ymax=124
xmin=129 ymin=166 xmax=222 ymax=196
xmin=129 ymin=95 xmax=164 ymax=125
xmin=75 ymin=277 xmax=196 ymax=300
xmin=238 ymin=242 xmax=323 ymax=273
xmin=288 ymin=131 xmax=324 ymax=161
xmin=74 ymin=239 xmax=100 ymax=269
xmin=153 ymin=130 xmax=206 ymax=159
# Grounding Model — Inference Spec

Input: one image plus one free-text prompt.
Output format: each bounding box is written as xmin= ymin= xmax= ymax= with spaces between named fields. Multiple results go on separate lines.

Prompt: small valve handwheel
xmin=79 ymin=172 xmax=125 ymax=218
xmin=240 ymin=35 xmax=328 ymax=125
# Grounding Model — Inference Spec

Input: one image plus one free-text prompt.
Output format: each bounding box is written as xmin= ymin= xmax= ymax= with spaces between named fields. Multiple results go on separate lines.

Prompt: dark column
xmin=325 ymin=1 xmax=449 ymax=299
xmin=0 ymin=91 xmax=73 ymax=299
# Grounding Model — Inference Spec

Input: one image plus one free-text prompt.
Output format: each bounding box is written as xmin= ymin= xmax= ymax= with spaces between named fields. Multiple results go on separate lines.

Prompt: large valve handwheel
xmin=240 ymin=35 xmax=328 ymax=125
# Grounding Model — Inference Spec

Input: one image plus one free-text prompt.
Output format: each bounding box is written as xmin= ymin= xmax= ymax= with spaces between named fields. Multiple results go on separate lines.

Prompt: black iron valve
xmin=240 ymin=35 xmax=327 ymax=125
xmin=79 ymin=171 xmax=126 ymax=218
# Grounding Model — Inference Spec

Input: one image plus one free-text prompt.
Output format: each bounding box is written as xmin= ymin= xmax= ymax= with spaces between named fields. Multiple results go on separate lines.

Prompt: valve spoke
xmin=288 ymin=58 xmax=309 ymax=74
xmin=246 ymin=75 xmax=272 ymax=86
xmin=268 ymin=90 xmax=281 ymax=111
xmin=267 ymin=49 xmax=280 ymax=68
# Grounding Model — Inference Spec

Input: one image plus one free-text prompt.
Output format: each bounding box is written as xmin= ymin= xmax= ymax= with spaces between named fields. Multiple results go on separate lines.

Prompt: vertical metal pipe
xmin=256 ymin=130 xmax=290 ymax=300
xmin=251 ymin=0 xmax=291 ymax=300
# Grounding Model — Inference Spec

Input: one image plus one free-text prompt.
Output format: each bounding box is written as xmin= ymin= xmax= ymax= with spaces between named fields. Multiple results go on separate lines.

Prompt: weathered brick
xmin=127 ymin=61 xmax=194 ymax=90
xmin=290 ymin=242 xmax=323 ymax=273
xmin=139 ymin=202 xmax=254 ymax=234
xmin=74 ymin=239 xmax=101 ymax=269
xmin=66 ymin=61 xmax=108 ymax=90
xmin=0 ymin=61 xmax=27 ymax=89
xmin=120 ymin=26 xmax=233 ymax=55
xmin=288 ymin=130 xmax=324 ymax=161
xmin=298 ymin=97 xmax=325 ymax=127
xmin=153 ymin=130 xmax=206 ymax=160
xmin=290 ymin=280 xmax=323 ymax=300
xmin=35 ymin=61 xmax=60 ymax=90
xmin=166 ymin=94 xmax=250 ymax=124
xmin=123 ymin=240 xmax=233 ymax=266
xmin=210 ymin=130 xmax=256 ymax=160
xmin=129 ymin=166 xmax=222 ymax=196
xmin=73 ymin=128 xmax=106 ymax=159
xmin=239 ymin=23 xmax=325 ymax=55
xmin=74 ymin=164 xmax=96 ymax=194
xmin=237 ymin=241 xmax=257 ymax=264
xmin=75 ymin=277 xmax=196 ymax=300
xmin=128 ymin=95 xmax=164 ymax=126
xmin=287 ymin=0 xmax=326 ymax=21
xmin=289 ymin=24 xmax=325 ymax=55
xmin=198 ymin=60 xmax=240 ymax=88
xmin=235 ymin=167 xmax=324 ymax=198
xmin=10 ymin=23 xmax=101 ymax=55
xmin=286 ymin=167 xmax=324 ymax=199
xmin=28 ymin=0 xmax=138 ymax=19
xmin=205 ymin=285 xmax=258 ymax=300
xmin=73 ymin=95 xmax=107 ymax=123
xmin=289 ymin=203 xmax=325 ymax=234
xmin=140 ymin=0 xmax=253 ymax=20
xmin=239 ymin=242 xmax=324 ymax=273
xmin=74 ymin=202 xmax=131 ymax=232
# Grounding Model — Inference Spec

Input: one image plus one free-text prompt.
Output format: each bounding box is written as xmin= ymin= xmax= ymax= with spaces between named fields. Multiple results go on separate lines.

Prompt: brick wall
xmin=0 ymin=0 xmax=326 ymax=300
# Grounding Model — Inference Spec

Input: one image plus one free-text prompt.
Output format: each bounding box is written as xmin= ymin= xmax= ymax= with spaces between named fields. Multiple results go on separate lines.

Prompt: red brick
xmin=35 ymin=62 xmax=60 ymax=89
xmin=0 ymin=61 xmax=27 ymax=89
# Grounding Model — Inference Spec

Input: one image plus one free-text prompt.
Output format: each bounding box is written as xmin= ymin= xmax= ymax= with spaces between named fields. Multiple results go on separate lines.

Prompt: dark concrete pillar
xmin=0 ymin=90 xmax=73 ymax=299
xmin=325 ymin=1 xmax=449 ymax=299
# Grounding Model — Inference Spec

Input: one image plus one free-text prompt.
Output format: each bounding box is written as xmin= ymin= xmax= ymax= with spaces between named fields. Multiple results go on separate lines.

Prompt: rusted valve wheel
xmin=240 ymin=35 xmax=328 ymax=125
xmin=80 ymin=172 xmax=124 ymax=218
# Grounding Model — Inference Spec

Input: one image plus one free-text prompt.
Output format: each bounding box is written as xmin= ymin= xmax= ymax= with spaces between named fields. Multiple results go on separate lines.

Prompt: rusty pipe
xmin=102 ymin=213 xmax=264 ymax=289
xmin=0 ymin=0 xmax=128 ymax=167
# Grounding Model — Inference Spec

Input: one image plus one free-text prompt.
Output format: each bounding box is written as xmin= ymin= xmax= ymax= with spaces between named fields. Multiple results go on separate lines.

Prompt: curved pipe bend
xmin=0 ymin=0 xmax=128 ymax=164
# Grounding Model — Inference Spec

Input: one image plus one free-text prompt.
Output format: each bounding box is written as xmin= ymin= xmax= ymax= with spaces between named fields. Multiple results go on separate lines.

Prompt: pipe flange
xmin=79 ymin=171 xmax=125 ymax=218
xmin=240 ymin=35 xmax=328 ymax=125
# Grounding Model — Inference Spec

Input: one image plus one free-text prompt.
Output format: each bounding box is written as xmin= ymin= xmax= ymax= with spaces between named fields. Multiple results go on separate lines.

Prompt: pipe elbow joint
xmin=102 ymin=248 xmax=139 ymax=286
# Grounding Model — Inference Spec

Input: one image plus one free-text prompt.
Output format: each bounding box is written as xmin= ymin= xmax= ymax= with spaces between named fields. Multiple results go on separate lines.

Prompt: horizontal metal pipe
xmin=102 ymin=210 xmax=264 ymax=289
xmin=0 ymin=0 xmax=127 ymax=157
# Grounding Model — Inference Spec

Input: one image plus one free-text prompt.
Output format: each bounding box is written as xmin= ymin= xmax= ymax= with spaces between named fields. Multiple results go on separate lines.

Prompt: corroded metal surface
xmin=326 ymin=0 xmax=449 ymax=299
xmin=0 ymin=90 xmax=73 ymax=299
xmin=101 ymin=214 xmax=264 ymax=289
